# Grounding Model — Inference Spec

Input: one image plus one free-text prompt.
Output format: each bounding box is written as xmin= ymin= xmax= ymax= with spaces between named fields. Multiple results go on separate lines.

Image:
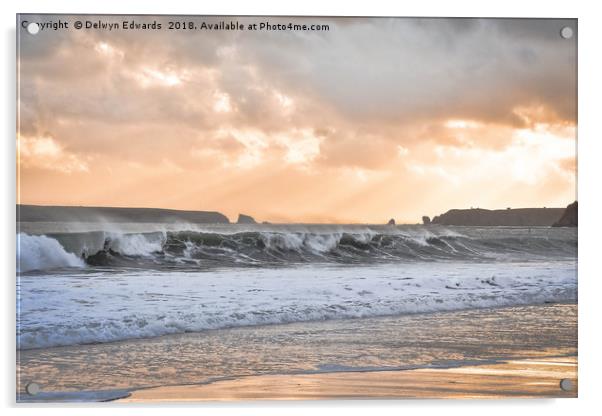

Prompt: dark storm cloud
xmin=17 ymin=15 xmax=577 ymax=165
xmin=19 ymin=16 xmax=576 ymax=132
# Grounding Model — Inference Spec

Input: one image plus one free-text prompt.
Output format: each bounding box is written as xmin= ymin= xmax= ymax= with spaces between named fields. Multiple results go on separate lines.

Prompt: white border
xmin=3 ymin=1 xmax=601 ymax=415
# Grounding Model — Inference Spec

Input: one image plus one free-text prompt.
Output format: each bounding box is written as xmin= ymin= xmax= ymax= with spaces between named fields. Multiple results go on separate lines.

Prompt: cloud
xmin=18 ymin=135 xmax=89 ymax=173
xmin=16 ymin=15 xmax=577 ymax=222
xmin=19 ymin=17 xmax=576 ymax=131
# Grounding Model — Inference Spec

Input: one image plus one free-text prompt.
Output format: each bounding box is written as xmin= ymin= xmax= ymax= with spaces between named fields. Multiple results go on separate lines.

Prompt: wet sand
xmin=17 ymin=303 xmax=578 ymax=402
xmin=121 ymin=356 xmax=577 ymax=401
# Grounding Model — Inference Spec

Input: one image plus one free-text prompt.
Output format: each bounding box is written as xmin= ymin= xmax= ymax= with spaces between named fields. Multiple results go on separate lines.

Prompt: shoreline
xmin=17 ymin=303 xmax=577 ymax=402
xmin=119 ymin=355 xmax=578 ymax=401
xmin=18 ymin=300 xmax=577 ymax=353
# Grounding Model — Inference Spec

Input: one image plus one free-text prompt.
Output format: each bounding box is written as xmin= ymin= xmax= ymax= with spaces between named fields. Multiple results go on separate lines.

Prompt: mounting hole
xmin=559 ymin=378 xmax=574 ymax=391
xmin=25 ymin=382 xmax=41 ymax=395
xmin=26 ymin=22 xmax=40 ymax=35
xmin=560 ymin=26 xmax=573 ymax=39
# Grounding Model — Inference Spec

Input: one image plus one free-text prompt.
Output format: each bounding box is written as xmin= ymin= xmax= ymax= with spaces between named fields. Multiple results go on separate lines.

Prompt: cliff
xmin=17 ymin=204 xmax=230 ymax=224
xmin=431 ymin=207 xmax=565 ymax=226
xmin=552 ymin=201 xmax=577 ymax=227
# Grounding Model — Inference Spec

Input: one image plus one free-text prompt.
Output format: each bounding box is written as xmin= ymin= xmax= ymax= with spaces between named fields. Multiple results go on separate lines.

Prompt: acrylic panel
xmin=16 ymin=15 xmax=577 ymax=402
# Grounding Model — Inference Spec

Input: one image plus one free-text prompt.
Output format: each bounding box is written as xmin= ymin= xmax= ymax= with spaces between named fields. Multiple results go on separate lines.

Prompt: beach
xmin=18 ymin=302 xmax=577 ymax=401
xmin=121 ymin=356 xmax=577 ymax=401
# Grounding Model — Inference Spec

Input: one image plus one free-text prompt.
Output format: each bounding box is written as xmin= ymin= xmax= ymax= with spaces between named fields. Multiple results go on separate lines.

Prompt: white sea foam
xmin=105 ymin=232 xmax=165 ymax=256
xmin=17 ymin=261 xmax=576 ymax=349
xmin=17 ymin=234 xmax=85 ymax=272
xmin=261 ymin=232 xmax=345 ymax=253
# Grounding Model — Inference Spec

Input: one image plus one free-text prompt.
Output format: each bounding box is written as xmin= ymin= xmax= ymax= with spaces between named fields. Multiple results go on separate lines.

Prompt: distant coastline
xmin=430 ymin=207 xmax=562 ymax=227
xmin=17 ymin=202 xmax=577 ymax=227
xmin=428 ymin=202 xmax=577 ymax=227
xmin=17 ymin=204 xmax=229 ymax=224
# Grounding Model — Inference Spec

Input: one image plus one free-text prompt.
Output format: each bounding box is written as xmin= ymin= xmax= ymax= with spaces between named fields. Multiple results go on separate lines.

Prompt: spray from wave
xmin=17 ymin=234 xmax=85 ymax=272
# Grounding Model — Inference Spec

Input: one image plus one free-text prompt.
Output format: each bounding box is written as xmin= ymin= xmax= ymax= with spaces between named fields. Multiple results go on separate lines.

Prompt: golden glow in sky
xmin=17 ymin=17 xmax=576 ymax=223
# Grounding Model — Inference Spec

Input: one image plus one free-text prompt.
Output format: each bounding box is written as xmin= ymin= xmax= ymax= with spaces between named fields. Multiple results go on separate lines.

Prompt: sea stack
xmin=387 ymin=218 xmax=396 ymax=225
xmin=237 ymin=213 xmax=257 ymax=224
xmin=422 ymin=216 xmax=431 ymax=225
xmin=552 ymin=201 xmax=577 ymax=227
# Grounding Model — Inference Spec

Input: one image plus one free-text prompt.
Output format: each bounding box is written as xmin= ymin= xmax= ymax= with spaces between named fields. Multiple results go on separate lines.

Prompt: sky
xmin=17 ymin=16 xmax=577 ymax=223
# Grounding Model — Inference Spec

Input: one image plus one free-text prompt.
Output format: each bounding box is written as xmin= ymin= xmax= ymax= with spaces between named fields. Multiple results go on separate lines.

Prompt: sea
xmin=16 ymin=223 xmax=578 ymax=396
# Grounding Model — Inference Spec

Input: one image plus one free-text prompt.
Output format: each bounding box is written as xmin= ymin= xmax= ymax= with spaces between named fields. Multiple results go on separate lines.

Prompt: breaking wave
xmin=17 ymin=234 xmax=85 ymax=272
xmin=16 ymin=226 xmax=577 ymax=272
